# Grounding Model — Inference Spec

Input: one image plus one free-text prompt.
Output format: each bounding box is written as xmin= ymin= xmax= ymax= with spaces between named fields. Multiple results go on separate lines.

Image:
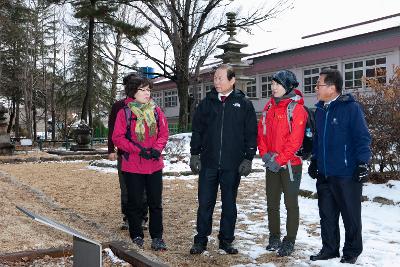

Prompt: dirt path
xmin=0 ymin=160 xmax=294 ymax=266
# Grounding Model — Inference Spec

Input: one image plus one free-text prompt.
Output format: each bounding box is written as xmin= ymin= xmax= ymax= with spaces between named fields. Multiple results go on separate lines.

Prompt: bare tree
xmin=123 ymin=0 xmax=292 ymax=130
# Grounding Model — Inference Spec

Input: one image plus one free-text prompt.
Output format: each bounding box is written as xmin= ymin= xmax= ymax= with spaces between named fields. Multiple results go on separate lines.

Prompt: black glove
xmin=190 ymin=155 xmax=201 ymax=174
xmin=149 ymin=148 xmax=161 ymax=160
xmin=238 ymin=159 xmax=252 ymax=177
xmin=265 ymin=159 xmax=281 ymax=173
xmin=308 ymin=159 xmax=319 ymax=179
xmin=353 ymin=163 xmax=369 ymax=183
xmin=139 ymin=148 xmax=152 ymax=160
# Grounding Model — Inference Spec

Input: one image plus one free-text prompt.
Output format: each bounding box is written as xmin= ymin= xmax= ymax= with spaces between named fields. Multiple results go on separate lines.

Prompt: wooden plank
xmin=0 ymin=246 xmax=73 ymax=262
xmin=109 ymin=241 xmax=169 ymax=267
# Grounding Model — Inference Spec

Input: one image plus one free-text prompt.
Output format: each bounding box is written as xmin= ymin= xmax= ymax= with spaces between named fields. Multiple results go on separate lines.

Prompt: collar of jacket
xmin=315 ymin=93 xmax=355 ymax=109
xmin=207 ymin=88 xmax=245 ymax=101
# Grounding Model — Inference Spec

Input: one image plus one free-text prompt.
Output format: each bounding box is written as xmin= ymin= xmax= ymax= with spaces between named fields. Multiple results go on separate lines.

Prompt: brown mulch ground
xmin=0 ymin=153 xmax=293 ymax=267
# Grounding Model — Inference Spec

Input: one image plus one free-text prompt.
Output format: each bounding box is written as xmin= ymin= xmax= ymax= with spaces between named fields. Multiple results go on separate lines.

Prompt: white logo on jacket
xmin=233 ymin=103 xmax=241 ymax=108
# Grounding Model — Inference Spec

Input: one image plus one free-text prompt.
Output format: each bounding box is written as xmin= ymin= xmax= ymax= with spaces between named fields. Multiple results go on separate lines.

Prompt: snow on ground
xmin=89 ymin=133 xmax=400 ymax=266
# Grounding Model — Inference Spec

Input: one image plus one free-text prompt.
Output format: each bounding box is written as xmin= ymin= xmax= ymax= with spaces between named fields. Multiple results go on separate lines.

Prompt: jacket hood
xmin=315 ymin=93 xmax=356 ymax=108
xmin=264 ymin=89 xmax=304 ymax=111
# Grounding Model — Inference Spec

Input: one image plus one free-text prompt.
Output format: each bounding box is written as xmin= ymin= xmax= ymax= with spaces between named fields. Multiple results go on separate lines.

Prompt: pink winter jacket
xmin=112 ymin=98 xmax=169 ymax=174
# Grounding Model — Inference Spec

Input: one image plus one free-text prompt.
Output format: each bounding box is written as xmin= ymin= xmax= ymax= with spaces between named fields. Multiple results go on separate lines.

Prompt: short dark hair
xmin=319 ymin=68 xmax=343 ymax=93
xmin=123 ymin=73 xmax=153 ymax=98
xmin=216 ymin=64 xmax=236 ymax=81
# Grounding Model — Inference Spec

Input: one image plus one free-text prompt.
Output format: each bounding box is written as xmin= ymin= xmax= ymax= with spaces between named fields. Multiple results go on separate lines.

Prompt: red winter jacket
xmin=257 ymin=89 xmax=308 ymax=167
xmin=112 ymin=98 xmax=169 ymax=174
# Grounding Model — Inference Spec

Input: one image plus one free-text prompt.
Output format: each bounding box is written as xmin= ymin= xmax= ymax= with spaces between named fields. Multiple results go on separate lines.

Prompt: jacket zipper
xmin=344 ymin=144 xmax=348 ymax=167
xmin=218 ymin=102 xmax=226 ymax=168
xmin=323 ymin=109 xmax=329 ymax=178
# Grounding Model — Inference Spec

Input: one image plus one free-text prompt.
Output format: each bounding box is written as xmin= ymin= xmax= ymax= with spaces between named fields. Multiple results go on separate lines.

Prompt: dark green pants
xmin=265 ymin=164 xmax=302 ymax=242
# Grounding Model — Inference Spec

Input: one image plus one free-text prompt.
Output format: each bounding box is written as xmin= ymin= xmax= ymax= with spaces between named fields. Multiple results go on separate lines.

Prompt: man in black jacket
xmin=189 ymin=64 xmax=257 ymax=255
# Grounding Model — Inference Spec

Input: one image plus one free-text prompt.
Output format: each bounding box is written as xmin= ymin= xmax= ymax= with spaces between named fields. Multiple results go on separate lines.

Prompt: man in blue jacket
xmin=308 ymin=69 xmax=371 ymax=264
xmin=189 ymin=64 xmax=257 ymax=255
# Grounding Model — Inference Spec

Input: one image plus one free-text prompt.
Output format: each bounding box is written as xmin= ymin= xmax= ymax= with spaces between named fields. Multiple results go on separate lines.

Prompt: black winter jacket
xmin=190 ymin=88 xmax=257 ymax=170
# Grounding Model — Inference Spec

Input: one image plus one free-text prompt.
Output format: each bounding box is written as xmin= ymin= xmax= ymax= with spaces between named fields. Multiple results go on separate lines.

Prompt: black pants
xmin=117 ymin=156 xmax=148 ymax=221
xmin=194 ymin=168 xmax=241 ymax=245
xmin=316 ymin=176 xmax=363 ymax=258
xmin=124 ymin=170 xmax=163 ymax=239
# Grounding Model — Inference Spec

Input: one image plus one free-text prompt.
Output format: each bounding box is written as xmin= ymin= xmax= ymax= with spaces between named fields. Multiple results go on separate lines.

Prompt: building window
xmin=261 ymin=75 xmax=272 ymax=98
xmin=152 ymin=91 xmax=163 ymax=107
xmin=344 ymin=57 xmax=386 ymax=89
xmin=246 ymin=78 xmax=257 ymax=98
xmin=164 ymin=90 xmax=177 ymax=107
xmin=205 ymin=84 xmax=213 ymax=93
xmin=303 ymin=65 xmax=337 ymax=94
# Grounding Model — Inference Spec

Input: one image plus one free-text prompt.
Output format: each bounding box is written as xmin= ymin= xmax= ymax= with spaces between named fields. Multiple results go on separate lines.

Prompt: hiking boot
xmin=132 ymin=237 xmax=144 ymax=248
xmin=190 ymin=243 xmax=207 ymax=255
xmin=277 ymin=237 xmax=295 ymax=257
xmin=219 ymin=240 xmax=238 ymax=254
xmin=266 ymin=235 xmax=281 ymax=251
xmin=120 ymin=218 xmax=129 ymax=230
xmin=151 ymin=238 xmax=167 ymax=251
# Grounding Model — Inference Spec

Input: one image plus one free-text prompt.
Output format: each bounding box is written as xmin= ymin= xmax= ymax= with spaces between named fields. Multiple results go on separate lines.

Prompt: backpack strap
xmin=286 ymin=101 xmax=297 ymax=133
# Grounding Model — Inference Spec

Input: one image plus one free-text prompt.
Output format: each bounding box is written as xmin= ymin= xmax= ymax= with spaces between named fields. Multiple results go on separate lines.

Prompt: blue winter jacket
xmin=312 ymin=93 xmax=371 ymax=178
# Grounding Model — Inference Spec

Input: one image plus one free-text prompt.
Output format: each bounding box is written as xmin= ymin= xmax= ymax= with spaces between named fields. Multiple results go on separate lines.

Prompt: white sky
xmin=235 ymin=0 xmax=400 ymax=54
xmin=136 ymin=0 xmax=400 ymax=69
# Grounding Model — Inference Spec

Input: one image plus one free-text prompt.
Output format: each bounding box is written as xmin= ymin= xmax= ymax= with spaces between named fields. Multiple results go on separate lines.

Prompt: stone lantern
xmin=70 ymin=120 xmax=93 ymax=151
xmin=0 ymin=104 xmax=15 ymax=155
xmin=215 ymin=12 xmax=254 ymax=92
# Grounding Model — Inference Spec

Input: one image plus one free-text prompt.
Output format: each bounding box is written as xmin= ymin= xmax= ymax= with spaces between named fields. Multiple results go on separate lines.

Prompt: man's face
xmin=315 ymin=75 xmax=336 ymax=102
xmin=214 ymin=68 xmax=235 ymax=94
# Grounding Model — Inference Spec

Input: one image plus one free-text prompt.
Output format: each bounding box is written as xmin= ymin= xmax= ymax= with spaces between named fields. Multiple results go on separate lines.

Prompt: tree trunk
xmin=7 ymin=99 xmax=15 ymax=134
xmin=110 ymin=29 xmax=122 ymax=107
xmin=15 ymin=101 xmax=20 ymax=139
xmin=51 ymin=22 xmax=57 ymax=141
xmin=81 ymin=6 xmax=95 ymax=127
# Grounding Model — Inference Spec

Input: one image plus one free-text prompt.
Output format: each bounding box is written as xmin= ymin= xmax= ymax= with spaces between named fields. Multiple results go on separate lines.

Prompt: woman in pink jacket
xmin=112 ymin=75 xmax=169 ymax=251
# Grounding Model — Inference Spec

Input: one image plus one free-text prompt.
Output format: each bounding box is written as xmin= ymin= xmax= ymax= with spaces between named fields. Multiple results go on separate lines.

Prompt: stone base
xmin=47 ymin=149 xmax=107 ymax=156
xmin=70 ymin=145 xmax=95 ymax=152
xmin=0 ymin=145 xmax=15 ymax=155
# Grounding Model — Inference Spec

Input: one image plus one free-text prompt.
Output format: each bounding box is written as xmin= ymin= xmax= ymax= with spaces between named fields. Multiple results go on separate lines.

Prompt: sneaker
xmin=277 ymin=237 xmax=294 ymax=257
xmin=132 ymin=236 xmax=144 ymax=248
xmin=190 ymin=243 xmax=207 ymax=254
xmin=219 ymin=240 xmax=238 ymax=254
xmin=266 ymin=235 xmax=281 ymax=251
xmin=120 ymin=219 xmax=129 ymax=230
xmin=151 ymin=238 xmax=167 ymax=251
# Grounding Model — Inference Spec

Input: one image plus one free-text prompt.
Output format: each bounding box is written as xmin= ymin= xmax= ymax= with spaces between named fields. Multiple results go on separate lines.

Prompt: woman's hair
xmin=123 ymin=73 xmax=153 ymax=98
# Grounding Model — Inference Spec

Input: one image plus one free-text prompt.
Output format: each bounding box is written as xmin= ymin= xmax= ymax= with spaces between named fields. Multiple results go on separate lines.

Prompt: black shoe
xmin=219 ymin=241 xmax=238 ymax=254
xmin=340 ymin=255 xmax=358 ymax=264
xmin=310 ymin=250 xmax=340 ymax=261
xmin=151 ymin=238 xmax=167 ymax=251
xmin=132 ymin=236 xmax=144 ymax=248
xmin=277 ymin=237 xmax=294 ymax=257
xmin=190 ymin=243 xmax=206 ymax=254
xmin=266 ymin=235 xmax=281 ymax=251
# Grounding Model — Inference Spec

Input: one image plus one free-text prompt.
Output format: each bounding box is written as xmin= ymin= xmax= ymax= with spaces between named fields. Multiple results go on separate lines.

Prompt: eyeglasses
xmin=315 ymin=84 xmax=329 ymax=89
xmin=138 ymin=87 xmax=151 ymax=93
